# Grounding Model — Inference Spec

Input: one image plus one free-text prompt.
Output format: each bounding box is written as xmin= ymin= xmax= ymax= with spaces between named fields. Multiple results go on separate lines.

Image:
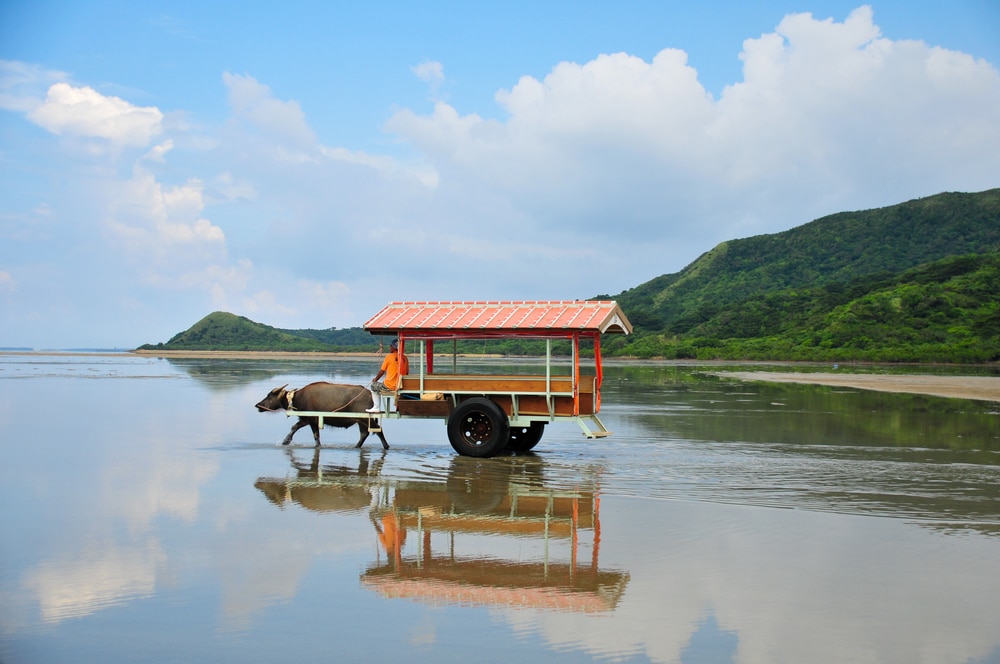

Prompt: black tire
xmin=447 ymin=397 xmax=510 ymax=457
xmin=505 ymin=421 xmax=545 ymax=452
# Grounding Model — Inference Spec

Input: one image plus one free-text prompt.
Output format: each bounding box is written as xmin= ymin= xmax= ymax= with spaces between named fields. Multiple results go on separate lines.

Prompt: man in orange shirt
xmin=367 ymin=338 xmax=409 ymax=413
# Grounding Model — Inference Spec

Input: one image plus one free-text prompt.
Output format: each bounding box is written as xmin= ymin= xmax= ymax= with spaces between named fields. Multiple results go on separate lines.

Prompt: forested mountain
xmin=136 ymin=312 xmax=376 ymax=352
xmin=605 ymin=252 xmax=1000 ymax=362
xmin=140 ymin=189 xmax=1000 ymax=362
xmin=595 ymin=188 xmax=1000 ymax=361
xmin=608 ymin=189 xmax=1000 ymax=333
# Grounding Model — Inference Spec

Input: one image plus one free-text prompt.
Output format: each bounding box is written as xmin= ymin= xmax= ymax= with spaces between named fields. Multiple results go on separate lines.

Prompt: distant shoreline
xmin=0 ymin=349 xmax=380 ymax=359
xmin=4 ymin=351 xmax=998 ymax=403
xmin=133 ymin=349 xmax=381 ymax=359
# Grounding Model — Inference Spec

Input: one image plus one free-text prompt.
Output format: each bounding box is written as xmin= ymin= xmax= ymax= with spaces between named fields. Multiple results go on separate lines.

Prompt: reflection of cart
xmin=254 ymin=453 xmax=629 ymax=613
xmin=290 ymin=301 xmax=633 ymax=457
xmin=363 ymin=478 xmax=629 ymax=613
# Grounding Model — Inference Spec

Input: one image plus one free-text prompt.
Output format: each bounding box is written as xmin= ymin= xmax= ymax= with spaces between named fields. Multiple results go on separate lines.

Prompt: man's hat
xmin=390 ymin=338 xmax=398 ymax=349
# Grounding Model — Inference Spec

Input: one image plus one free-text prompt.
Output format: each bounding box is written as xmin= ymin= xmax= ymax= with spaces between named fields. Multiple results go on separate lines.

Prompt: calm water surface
xmin=1 ymin=354 xmax=999 ymax=664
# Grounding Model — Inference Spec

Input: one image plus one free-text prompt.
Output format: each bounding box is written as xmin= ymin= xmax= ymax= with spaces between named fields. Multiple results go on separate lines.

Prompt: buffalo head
xmin=255 ymin=384 xmax=289 ymax=412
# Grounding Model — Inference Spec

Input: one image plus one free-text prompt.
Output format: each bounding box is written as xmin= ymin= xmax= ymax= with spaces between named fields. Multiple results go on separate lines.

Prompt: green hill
xmin=140 ymin=188 xmax=1000 ymax=362
xmin=597 ymin=188 xmax=1000 ymax=361
xmin=608 ymin=189 xmax=1000 ymax=333
xmin=137 ymin=312 xmax=376 ymax=352
xmin=609 ymin=252 xmax=1000 ymax=362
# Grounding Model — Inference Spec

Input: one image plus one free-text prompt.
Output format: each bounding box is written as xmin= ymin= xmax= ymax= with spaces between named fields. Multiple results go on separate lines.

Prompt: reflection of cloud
xmin=213 ymin=513 xmax=374 ymax=630
xmin=105 ymin=436 xmax=220 ymax=531
xmin=216 ymin=535 xmax=312 ymax=629
xmin=494 ymin=499 xmax=1000 ymax=664
xmin=5 ymin=387 xmax=226 ymax=628
xmin=22 ymin=538 xmax=165 ymax=623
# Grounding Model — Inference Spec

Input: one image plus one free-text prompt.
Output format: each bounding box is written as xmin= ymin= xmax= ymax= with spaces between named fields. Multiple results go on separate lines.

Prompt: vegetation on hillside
xmin=602 ymin=252 xmax=1000 ymax=362
xmin=139 ymin=189 xmax=1000 ymax=363
xmin=136 ymin=312 xmax=379 ymax=352
xmin=608 ymin=189 xmax=1000 ymax=333
xmin=594 ymin=188 xmax=1000 ymax=362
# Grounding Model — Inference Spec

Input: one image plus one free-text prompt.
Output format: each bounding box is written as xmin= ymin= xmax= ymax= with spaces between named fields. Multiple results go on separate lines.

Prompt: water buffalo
xmin=255 ymin=382 xmax=389 ymax=449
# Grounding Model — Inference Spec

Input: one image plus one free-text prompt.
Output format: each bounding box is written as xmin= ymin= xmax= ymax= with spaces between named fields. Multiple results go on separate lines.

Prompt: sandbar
xmin=718 ymin=371 xmax=1000 ymax=403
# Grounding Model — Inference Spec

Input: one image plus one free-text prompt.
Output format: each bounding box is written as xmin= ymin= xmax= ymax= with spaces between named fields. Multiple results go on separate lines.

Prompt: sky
xmin=1 ymin=1 xmax=998 ymax=348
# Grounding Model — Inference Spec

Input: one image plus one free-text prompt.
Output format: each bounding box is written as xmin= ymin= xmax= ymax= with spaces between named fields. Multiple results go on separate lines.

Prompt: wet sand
xmin=719 ymin=371 xmax=1000 ymax=403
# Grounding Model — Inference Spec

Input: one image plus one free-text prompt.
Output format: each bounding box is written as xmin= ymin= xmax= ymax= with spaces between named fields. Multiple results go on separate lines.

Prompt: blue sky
xmin=1 ymin=1 xmax=998 ymax=348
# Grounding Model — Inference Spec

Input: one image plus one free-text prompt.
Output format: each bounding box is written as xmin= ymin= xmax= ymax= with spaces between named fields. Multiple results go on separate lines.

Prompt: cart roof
xmin=363 ymin=300 xmax=632 ymax=336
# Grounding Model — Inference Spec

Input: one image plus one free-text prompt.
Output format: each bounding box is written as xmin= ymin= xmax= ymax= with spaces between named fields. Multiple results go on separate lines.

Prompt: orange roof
xmin=363 ymin=300 xmax=632 ymax=336
xmin=361 ymin=575 xmax=619 ymax=613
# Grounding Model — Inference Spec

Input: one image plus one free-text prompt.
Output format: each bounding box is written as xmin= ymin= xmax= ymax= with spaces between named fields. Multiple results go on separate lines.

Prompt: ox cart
xmin=289 ymin=300 xmax=632 ymax=457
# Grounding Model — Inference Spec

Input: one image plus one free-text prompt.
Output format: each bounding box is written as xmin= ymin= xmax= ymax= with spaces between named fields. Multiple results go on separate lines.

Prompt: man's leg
xmin=367 ymin=383 xmax=383 ymax=413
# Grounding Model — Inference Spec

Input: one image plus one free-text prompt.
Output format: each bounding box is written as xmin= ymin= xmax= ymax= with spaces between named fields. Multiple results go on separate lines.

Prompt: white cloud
xmin=235 ymin=277 xmax=351 ymax=328
xmin=4 ymin=7 xmax=1000 ymax=347
xmin=220 ymin=72 xmax=435 ymax=186
xmin=0 ymin=60 xmax=68 ymax=113
xmin=101 ymin=159 xmax=231 ymax=309
xmin=211 ymin=172 xmax=257 ymax=202
xmin=223 ymin=72 xmax=317 ymax=150
xmin=175 ymin=260 xmax=254 ymax=309
xmin=413 ymin=60 xmax=445 ymax=85
xmin=27 ymin=82 xmax=163 ymax=148
xmin=0 ymin=270 xmax=16 ymax=292
xmin=386 ymin=6 xmax=1000 ymax=245
xmin=143 ymin=140 xmax=174 ymax=163
xmin=413 ymin=60 xmax=447 ymax=101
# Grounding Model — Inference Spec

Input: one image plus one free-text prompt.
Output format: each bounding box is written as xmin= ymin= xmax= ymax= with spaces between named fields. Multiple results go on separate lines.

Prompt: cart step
xmin=577 ymin=415 xmax=611 ymax=439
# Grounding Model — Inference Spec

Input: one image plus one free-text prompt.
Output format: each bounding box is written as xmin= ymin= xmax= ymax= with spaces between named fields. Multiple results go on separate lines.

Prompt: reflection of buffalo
xmin=254 ymin=448 xmax=384 ymax=513
xmin=255 ymin=478 xmax=373 ymax=513
xmin=255 ymin=382 xmax=389 ymax=449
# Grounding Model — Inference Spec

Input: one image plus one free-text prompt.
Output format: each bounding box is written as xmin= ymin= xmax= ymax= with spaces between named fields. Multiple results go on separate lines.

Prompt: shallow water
xmin=1 ymin=354 xmax=999 ymax=663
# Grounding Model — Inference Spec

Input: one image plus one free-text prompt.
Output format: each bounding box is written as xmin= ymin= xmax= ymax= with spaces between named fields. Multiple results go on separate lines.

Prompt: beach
xmin=2 ymin=352 xmax=999 ymax=663
xmin=718 ymin=371 xmax=1000 ymax=403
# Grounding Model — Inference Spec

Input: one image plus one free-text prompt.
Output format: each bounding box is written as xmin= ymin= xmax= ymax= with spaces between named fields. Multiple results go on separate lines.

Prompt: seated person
xmin=367 ymin=338 xmax=409 ymax=412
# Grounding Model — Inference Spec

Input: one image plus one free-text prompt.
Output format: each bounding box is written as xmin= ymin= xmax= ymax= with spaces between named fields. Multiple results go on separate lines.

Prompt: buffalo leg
xmin=355 ymin=419 xmax=371 ymax=449
xmin=282 ymin=419 xmax=311 ymax=446
xmin=355 ymin=420 xmax=389 ymax=450
xmin=309 ymin=418 xmax=322 ymax=447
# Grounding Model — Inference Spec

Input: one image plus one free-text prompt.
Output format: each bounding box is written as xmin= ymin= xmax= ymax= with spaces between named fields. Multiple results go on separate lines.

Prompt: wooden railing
xmin=396 ymin=374 xmax=597 ymax=417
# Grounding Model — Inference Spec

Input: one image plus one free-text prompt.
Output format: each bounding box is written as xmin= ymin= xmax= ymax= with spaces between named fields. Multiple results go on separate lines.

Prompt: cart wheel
xmin=505 ymin=421 xmax=545 ymax=452
xmin=447 ymin=398 xmax=509 ymax=457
